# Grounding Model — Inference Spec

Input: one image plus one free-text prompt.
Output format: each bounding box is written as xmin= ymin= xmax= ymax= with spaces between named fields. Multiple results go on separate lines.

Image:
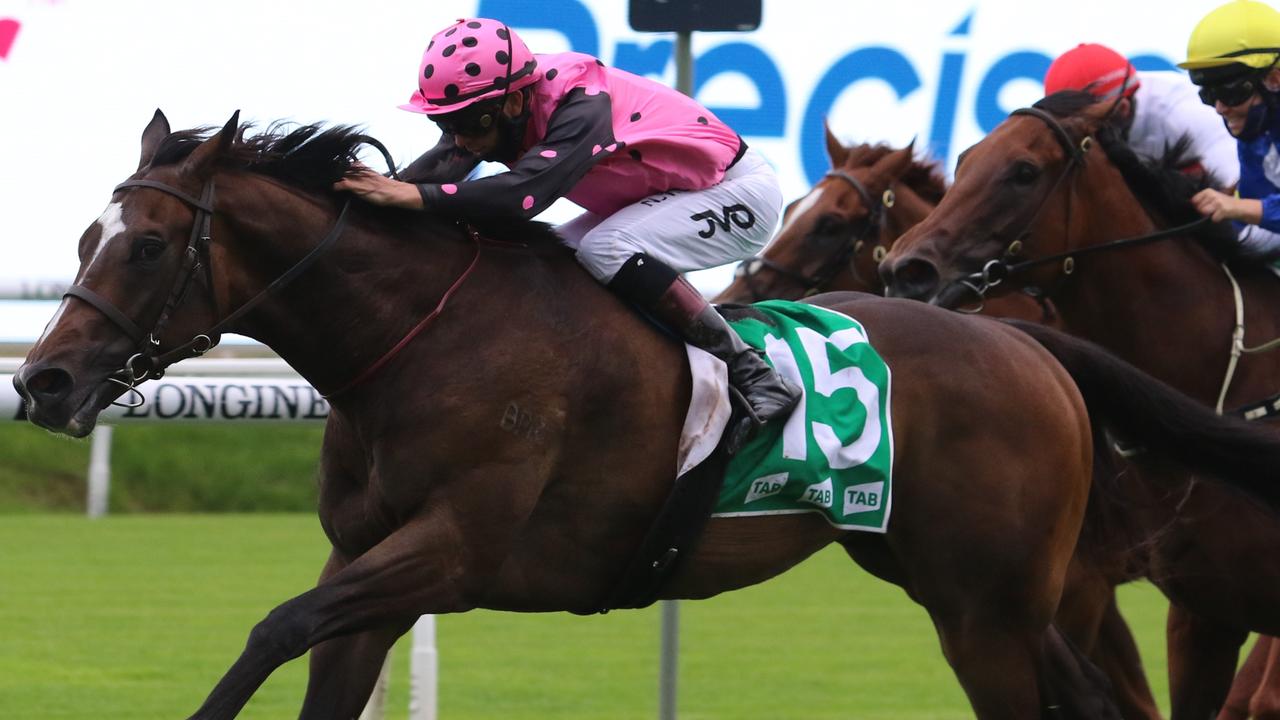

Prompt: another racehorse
xmin=17 ymin=110 xmax=1280 ymax=719
xmin=880 ymin=90 xmax=1280 ymax=719
xmin=715 ymin=128 xmax=1056 ymax=326
xmin=718 ymin=130 xmax=1159 ymax=718
xmin=716 ymin=130 xmax=943 ymax=302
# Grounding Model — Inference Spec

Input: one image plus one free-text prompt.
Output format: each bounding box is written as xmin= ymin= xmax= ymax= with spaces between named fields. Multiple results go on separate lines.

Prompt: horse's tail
xmin=1003 ymin=319 xmax=1280 ymax=508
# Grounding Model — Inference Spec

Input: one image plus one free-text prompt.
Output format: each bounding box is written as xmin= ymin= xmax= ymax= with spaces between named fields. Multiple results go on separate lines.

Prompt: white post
xmin=409 ymin=615 xmax=438 ymax=720
xmin=86 ymin=424 xmax=112 ymax=518
xmin=659 ymin=600 xmax=679 ymax=720
xmin=358 ymin=654 xmax=392 ymax=720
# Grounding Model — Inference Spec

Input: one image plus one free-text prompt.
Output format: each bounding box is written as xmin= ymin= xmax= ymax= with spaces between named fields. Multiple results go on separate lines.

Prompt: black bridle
xmin=941 ymin=106 xmax=1210 ymax=312
xmin=67 ymin=178 xmax=350 ymax=406
xmin=735 ymin=169 xmax=896 ymax=300
xmin=62 ymin=135 xmax=398 ymax=406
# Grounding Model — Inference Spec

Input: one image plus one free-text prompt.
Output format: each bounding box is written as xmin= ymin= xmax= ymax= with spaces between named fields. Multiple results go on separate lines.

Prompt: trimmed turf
xmin=0 ymin=514 xmax=1177 ymax=719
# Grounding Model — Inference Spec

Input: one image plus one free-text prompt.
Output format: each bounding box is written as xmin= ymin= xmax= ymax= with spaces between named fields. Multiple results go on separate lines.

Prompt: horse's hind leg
xmin=1055 ymin=568 xmax=1161 ymax=720
xmin=1038 ymin=624 xmax=1125 ymax=720
xmin=924 ymin=608 xmax=1122 ymax=719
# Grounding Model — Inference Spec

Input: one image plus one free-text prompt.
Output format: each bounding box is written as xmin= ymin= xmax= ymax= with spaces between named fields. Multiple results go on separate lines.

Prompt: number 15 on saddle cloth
xmin=715 ymin=301 xmax=894 ymax=532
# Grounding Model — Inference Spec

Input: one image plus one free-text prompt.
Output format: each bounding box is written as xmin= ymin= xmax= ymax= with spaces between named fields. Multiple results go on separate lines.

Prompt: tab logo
xmin=800 ymin=478 xmax=834 ymax=509
xmin=844 ymin=481 xmax=884 ymax=515
xmin=745 ymin=472 xmax=788 ymax=504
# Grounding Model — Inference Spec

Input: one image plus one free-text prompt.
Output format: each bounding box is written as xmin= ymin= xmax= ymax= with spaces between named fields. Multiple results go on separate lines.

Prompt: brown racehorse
xmin=718 ymin=130 xmax=1160 ymax=719
xmin=16 ymin=110 xmax=1280 ymax=720
xmin=716 ymin=130 xmax=944 ymax=303
xmin=715 ymin=127 xmax=1055 ymax=328
xmin=880 ymin=90 xmax=1280 ymax=720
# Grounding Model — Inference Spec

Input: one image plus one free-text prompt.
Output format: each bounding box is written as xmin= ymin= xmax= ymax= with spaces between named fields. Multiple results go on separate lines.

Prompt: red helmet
xmin=400 ymin=18 xmax=542 ymax=116
xmin=1044 ymin=43 xmax=1141 ymax=100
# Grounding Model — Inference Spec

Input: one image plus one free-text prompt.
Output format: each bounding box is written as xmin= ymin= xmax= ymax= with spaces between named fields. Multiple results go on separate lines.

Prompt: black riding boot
xmin=610 ymin=254 xmax=802 ymax=451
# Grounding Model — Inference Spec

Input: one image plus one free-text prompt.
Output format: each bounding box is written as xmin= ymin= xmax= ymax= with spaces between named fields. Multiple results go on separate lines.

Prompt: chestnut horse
xmin=718 ymin=130 xmax=1159 ymax=718
xmin=17 ymin=110 xmax=1280 ymax=720
xmin=716 ymin=132 xmax=944 ymax=303
xmin=881 ymin=91 xmax=1280 ymax=719
xmin=715 ymin=128 xmax=1055 ymax=328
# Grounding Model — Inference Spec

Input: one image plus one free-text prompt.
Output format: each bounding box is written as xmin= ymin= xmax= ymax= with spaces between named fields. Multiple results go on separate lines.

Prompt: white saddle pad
xmin=677 ymin=345 xmax=732 ymax=477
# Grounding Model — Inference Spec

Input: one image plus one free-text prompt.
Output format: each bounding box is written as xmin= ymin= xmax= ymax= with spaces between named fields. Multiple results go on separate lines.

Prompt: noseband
xmin=737 ymin=169 xmax=896 ymax=299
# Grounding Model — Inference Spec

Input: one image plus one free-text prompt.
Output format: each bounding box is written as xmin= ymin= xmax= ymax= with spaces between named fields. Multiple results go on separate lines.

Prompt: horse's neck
xmin=220 ymin=189 xmax=690 ymax=428
xmin=215 ymin=184 xmax=490 ymax=394
xmin=1054 ymin=188 xmax=1236 ymax=403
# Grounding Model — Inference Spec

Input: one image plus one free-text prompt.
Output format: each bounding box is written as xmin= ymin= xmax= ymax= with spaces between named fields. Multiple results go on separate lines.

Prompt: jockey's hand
xmin=1192 ymin=188 xmax=1262 ymax=224
xmin=333 ymin=164 xmax=424 ymax=209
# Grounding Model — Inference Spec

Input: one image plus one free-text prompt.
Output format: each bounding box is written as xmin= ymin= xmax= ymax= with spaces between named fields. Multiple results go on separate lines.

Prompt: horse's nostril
xmin=885 ymin=259 xmax=941 ymax=301
xmin=23 ymin=367 xmax=74 ymax=403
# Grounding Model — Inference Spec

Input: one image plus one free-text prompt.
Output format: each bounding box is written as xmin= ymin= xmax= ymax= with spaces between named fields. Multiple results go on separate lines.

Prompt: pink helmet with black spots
xmin=399 ymin=18 xmax=542 ymax=116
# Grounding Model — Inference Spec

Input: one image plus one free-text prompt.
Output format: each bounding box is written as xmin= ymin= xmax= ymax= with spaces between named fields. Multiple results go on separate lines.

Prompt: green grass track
xmin=0 ymin=514 xmax=1180 ymax=719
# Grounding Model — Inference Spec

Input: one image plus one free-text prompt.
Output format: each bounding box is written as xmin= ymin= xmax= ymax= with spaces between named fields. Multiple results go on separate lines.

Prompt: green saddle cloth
xmin=715 ymin=300 xmax=894 ymax=532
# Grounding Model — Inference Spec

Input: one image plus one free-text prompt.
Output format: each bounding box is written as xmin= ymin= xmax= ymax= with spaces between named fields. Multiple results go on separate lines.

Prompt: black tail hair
xmin=1005 ymin=319 xmax=1280 ymax=510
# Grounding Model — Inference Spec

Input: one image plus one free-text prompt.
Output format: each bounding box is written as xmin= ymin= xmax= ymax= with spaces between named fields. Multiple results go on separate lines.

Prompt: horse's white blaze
xmin=87 ymin=202 xmax=127 ymax=271
xmin=37 ymin=202 xmax=128 ymax=346
xmin=777 ymin=186 xmax=824 ymax=237
xmin=35 ymin=299 xmax=71 ymax=346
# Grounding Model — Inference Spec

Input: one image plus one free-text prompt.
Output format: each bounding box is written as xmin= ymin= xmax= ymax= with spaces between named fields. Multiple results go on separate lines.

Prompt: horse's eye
xmin=131 ymin=237 xmax=167 ymax=264
xmin=1011 ymin=162 xmax=1040 ymax=186
xmin=813 ymin=215 xmax=847 ymax=237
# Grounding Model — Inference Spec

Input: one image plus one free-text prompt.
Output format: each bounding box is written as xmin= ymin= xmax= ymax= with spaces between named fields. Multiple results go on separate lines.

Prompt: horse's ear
xmin=180 ymin=110 xmax=240 ymax=181
xmin=824 ymin=120 xmax=849 ymax=168
xmin=138 ymin=109 xmax=171 ymax=171
xmin=876 ymin=141 xmax=918 ymax=179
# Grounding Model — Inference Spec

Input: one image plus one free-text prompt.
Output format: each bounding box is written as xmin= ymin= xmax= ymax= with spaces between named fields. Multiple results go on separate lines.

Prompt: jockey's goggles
xmin=1198 ymin=77 xmax=1261 ymax=107
xmin=432 ymin=101 xmax=504 ymax=138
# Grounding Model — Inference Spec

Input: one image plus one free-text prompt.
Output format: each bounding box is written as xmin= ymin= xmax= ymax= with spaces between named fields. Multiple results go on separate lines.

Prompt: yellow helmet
xmin=1181 ymin=0 xmax=1280 ymax=70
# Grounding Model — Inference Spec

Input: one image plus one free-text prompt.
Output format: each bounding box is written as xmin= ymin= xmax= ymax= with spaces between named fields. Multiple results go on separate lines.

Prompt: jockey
xmin=1182 ymin=0 xmax=1280 ymax=260
xmin=334 ymin=17 xmax=800 ymax=446
xmin=1043 ymin=42 xmax=1239 ymax=188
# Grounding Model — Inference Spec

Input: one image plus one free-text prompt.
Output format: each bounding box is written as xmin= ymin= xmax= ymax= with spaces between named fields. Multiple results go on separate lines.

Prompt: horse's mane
xmin=150 ymin=122 xmax=363 ymax=191
xmin=842 ymin=142 xmax=947 ymax=204
xmin=1031 ymin=92 xmax=1238 ymax=258
xmin=148 ymin=122 xmax=565 ymax=246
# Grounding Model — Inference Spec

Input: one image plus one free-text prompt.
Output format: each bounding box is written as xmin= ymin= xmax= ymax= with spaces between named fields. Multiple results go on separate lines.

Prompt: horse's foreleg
xmin=186 ymin=511 xmax=475 ymax=720
xmin=1219 ymin=636 xmax=1271 ymax=719
xmin=297 ymin=550 xmax=416 ymax=720
xmin=1167 ymin=602 xmax=1248 ymax=720
xmin=1246 ymin=636 xmax=1280 ymax=720
xmin=299 ymin=623 xmax=414 ymax=720
xmin=1091 ymin=595 xmax=1163 ymax=720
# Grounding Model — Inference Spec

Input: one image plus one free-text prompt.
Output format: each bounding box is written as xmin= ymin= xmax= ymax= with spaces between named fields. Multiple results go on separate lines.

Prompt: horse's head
xmin=717 ymin=126 xmax=931 ymax=303
xmin=15 ymin=110 xmax=243 ymax=436
xmin=882 ymin=92 xmax=1115 ymax=309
